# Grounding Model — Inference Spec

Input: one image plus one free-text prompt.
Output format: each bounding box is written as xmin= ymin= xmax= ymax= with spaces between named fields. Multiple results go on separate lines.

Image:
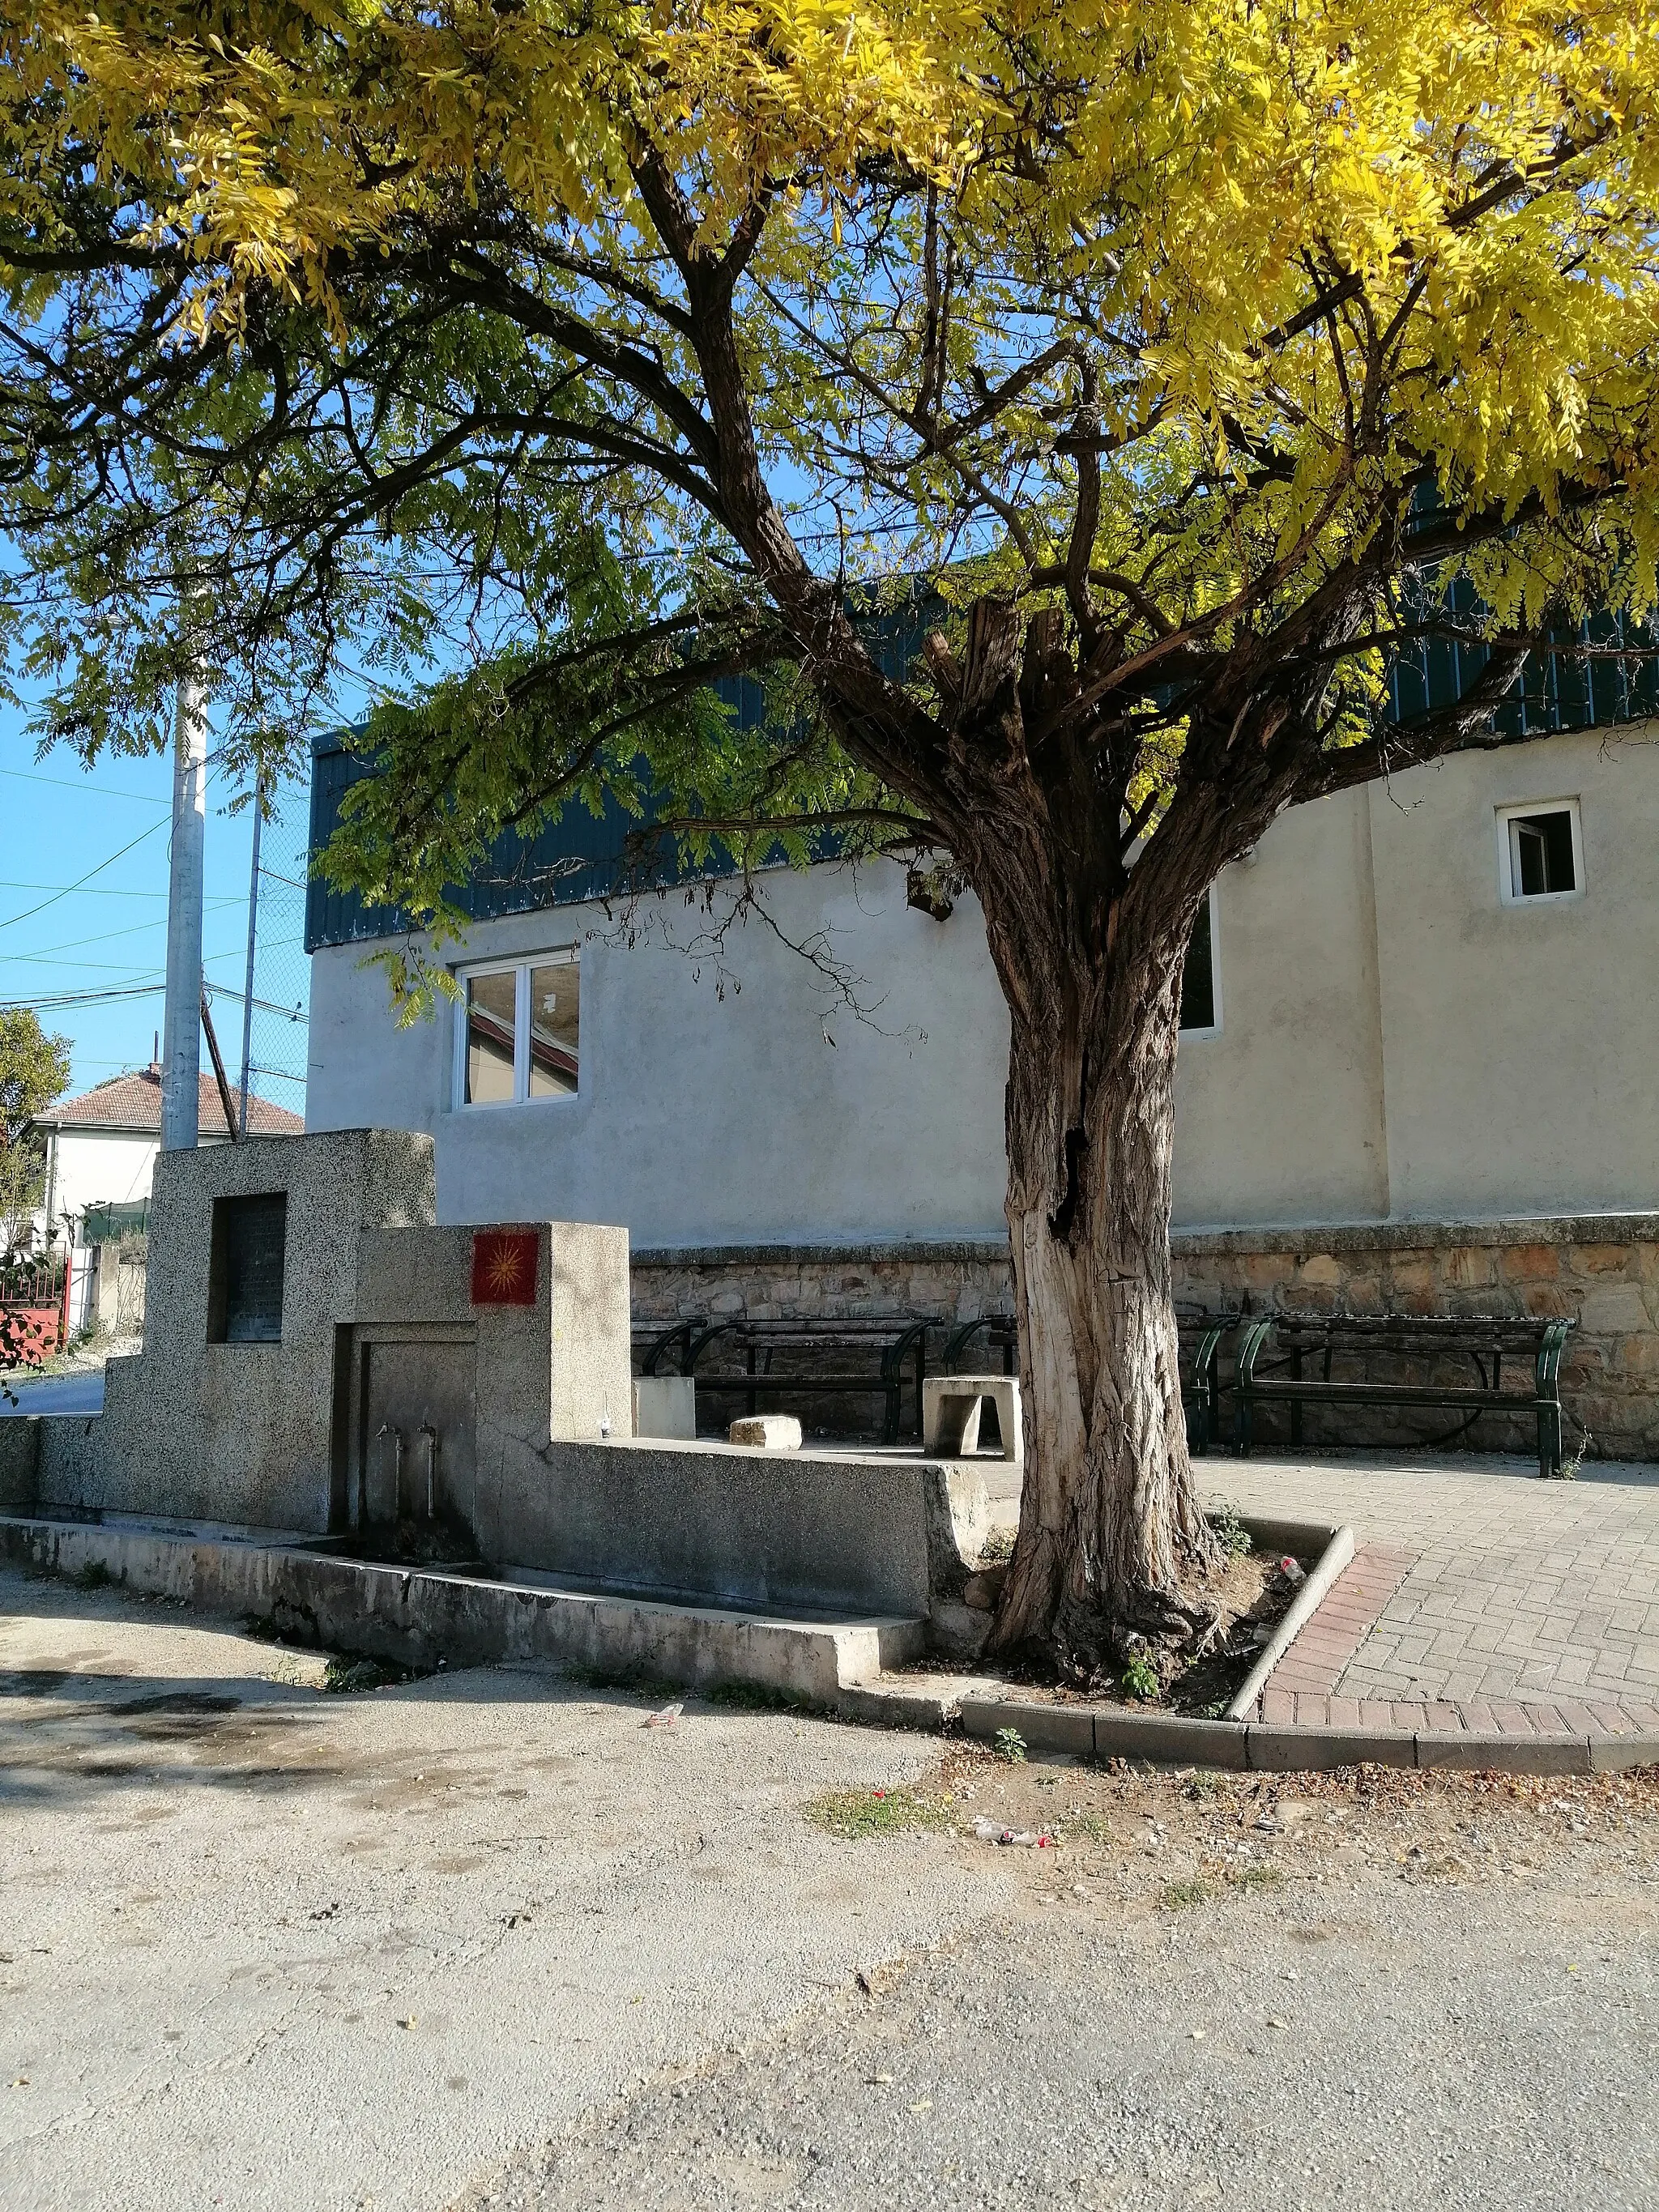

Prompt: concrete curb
xmin=8 ymin=1511 xmax=1655 ymax=1776
xmin=1226 ymin=1523 xmax=1357 ymax=1721
xmin=894 ymin=1686 xmax=1659 ymax=1775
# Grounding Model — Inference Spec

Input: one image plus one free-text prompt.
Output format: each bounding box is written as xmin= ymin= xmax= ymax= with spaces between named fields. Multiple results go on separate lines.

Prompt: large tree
xmin=6 ymin=0 xmax=1659 ymax=1671
xmin=0 ymin=1010 xmax=70 ymax=1259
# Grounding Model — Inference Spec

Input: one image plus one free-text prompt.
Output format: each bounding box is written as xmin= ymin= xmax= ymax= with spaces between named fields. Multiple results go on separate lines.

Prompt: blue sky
xmin=0 ymin=707 xmax=311 ymax=1110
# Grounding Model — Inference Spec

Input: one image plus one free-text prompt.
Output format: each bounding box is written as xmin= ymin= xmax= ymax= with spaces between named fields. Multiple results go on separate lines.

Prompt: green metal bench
xmin=1234 ymin=1312 xmax=1577 ymax=1478
xmin=635 ymin=1315 xmax=941 ymax=1443
xmin=1180 ymin=1309 xmax=1239 ymax=1456
xmin=940 ymin=1313 xmax=1017 ymax=1375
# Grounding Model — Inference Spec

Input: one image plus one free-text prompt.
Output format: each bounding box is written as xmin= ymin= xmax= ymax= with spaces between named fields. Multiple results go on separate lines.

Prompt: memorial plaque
xmin=214 ymin=1193 xmax=288 ymax=1342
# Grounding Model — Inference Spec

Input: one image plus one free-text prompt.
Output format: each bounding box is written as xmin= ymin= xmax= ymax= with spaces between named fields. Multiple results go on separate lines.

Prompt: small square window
xmin=455 ymin=953 xmax=580 ymax=1108
xmin=1179 ymin=889 xmax=1221 ymax=1036
xmin=207 ymin=1193 xmax=287 ymax=1344
xmin=1497 ymin=801 xmax=1583 ymax=905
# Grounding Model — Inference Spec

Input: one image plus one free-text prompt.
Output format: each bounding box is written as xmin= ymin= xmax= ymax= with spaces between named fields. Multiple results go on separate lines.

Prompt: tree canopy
xmin=8 ymin=0 xmax=1659 ymax=1657
xmin=0 ymin=1008 xmax=70 ymax=1152
xmin=6 ymin=1 xmax=1659 ymax=923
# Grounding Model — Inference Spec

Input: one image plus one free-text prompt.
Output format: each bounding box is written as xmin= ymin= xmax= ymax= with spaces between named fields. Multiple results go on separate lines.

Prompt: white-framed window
xmin=1496 ymin=799 xmax=1584 ymax=906
xmin=1179 ymin=888 xmax=1222 ymax=1037
xmin=453 ymin=951 xmax=580 ymax=1108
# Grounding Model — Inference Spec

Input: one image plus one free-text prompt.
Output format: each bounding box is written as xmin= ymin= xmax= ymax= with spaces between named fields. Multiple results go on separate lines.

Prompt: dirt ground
xmin=4 ymin=1566 xmax=1657 ymax=2212
xmin=467 ymin=1748 xmax=1659 ymax=2212
xmin=834 ymin=1736 xmax=1659 ymax=1889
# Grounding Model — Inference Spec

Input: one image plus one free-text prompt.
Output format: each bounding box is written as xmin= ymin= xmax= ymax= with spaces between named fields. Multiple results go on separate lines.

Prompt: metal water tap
xmin=377 ymin=1422 xmax=404 ymax=1518
xmin=417 ymin=1422 xmax=439 ymax=1520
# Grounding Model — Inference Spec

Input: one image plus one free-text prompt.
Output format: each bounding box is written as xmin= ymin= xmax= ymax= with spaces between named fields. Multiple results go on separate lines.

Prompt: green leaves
xmin=0 ymin=1008 xmax=70 ymax=1148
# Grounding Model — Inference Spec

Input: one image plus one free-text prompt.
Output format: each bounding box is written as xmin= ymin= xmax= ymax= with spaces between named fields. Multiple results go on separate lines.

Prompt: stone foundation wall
xmin=632 ymin=1240 xmax=1013 ymax=1330
xmin=632 ymin=1214 xmax=1659 ymax=1460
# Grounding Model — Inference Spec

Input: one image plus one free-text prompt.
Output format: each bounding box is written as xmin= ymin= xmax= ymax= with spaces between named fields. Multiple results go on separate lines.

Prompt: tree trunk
xmin=987 ymin=897 xmax=1220 ymax=1675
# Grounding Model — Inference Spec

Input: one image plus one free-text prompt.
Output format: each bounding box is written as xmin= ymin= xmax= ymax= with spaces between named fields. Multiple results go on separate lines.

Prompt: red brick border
xmin=1259 ymin=1686 xmax=1659 ymax=1737
xmin=1268 ymin=1543 xmax=1415 ymax=1698
xmin=1258 ymin=1542 xmax=1659 ymax=1738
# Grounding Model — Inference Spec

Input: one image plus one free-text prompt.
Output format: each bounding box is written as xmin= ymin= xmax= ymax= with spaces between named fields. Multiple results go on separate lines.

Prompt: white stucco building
xmin=305 ymin=722 xmax=1659 ymax=1241
xmin=36 ymin=1064 xmax=303 ymax=1241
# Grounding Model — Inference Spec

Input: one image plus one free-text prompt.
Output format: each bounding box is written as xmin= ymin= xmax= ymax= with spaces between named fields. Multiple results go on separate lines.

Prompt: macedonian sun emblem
xmin=471 ymin=1229 xmax=538 ymax=1306
xmin=484 ymin=1239 xmax=528 ymax=1295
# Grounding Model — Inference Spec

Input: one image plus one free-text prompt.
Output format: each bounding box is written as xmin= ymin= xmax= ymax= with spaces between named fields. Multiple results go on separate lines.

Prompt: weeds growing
xmin=1160 ymin=1877 xmax=1213 ymax=1910
xmin=804 ymin=1786 xmax=953 ymax=1840
xmin=322 ymin=1655 xmax=404 ymax=1694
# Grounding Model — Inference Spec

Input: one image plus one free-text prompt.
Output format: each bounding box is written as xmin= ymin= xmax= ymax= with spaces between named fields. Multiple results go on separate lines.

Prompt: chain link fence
xmin=245 ymin=786 xmax=311 ymax=1119
xmin=203 ymin=781 xmax=311 ymax=1125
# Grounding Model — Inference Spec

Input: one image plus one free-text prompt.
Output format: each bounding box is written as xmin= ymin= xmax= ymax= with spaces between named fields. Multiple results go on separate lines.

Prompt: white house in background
xmin=34 ymin=1063 xmax=303 ymax=1242
xmin=303 ymin=718 xmax=1659 ymax=1240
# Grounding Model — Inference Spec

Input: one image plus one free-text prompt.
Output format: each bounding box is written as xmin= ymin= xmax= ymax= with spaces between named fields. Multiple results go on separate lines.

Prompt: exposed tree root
xmin=1004 ymin=1558 xmax=1249 ymax=1697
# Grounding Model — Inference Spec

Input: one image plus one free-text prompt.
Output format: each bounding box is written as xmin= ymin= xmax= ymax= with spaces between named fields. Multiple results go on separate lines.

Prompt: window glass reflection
xmin=465 ymin=970 xmax=517 ymax=1104
xmin=527 ymin=961 xmax=579 ymax=1096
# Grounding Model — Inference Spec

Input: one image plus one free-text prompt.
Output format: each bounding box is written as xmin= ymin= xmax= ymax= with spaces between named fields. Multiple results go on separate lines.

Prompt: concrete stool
xmin=633 ymin=1375 xmax=696 ymax=1440
xmin=923 ymin=1375 xmax=1023 ymax=1466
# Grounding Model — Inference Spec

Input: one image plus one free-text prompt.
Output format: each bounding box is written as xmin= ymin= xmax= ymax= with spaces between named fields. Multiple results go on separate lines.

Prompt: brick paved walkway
xmin=1212 ymin=1451 xmax=1659 ymax=1733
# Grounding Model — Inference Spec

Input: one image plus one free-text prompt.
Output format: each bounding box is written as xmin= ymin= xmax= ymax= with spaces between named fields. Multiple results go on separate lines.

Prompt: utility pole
xmin=237 ymin=778 xmax=263 ymax=1128
xmin=160 ymin=664 xmax=207 ymax=1152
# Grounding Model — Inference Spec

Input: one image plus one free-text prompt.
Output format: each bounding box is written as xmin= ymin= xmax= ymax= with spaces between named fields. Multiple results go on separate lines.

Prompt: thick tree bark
xmin=977 ymin=830 xmax=1225 ymax=1674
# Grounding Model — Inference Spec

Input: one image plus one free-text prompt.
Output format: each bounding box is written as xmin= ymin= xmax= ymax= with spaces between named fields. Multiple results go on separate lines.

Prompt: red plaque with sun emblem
xmin=470 ymin=1228 xmax=540 ymax=1307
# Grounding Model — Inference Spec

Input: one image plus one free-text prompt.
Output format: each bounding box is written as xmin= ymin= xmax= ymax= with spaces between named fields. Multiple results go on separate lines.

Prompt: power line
xmin=0 ymin=732 xmax=248 ymax=931
xmin=0 ymin=954 xmax=173 ymax=973
xmin=0 ymin=881 xmax=187 ymax=900
xmin=0 ymin=982 xmax=166 ymax=1011
xmin=0 ymin=909 xmax=244 ymax=961
xmin=205 ymin=982 xmax=306 ymax=1019
xmin=0 ymin=766 xmax=171 ymax=804
xmin=0 ymin=978 xmax=303 ymax=1017
xmin=0 ymin=816 xmax=169 ymax=934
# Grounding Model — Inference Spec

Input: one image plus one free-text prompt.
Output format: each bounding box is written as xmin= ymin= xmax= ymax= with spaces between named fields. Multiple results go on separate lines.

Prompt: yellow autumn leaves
xmin=5 ymin=0 xmax=1659 ymax=537
xmin=6 ymin=3 xmax=1654 ymax=297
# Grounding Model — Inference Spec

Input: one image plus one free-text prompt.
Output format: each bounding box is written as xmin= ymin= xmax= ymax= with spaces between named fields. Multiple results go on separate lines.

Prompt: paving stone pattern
xmin=1220 ymin=1451 xmax=1659 ymax=1735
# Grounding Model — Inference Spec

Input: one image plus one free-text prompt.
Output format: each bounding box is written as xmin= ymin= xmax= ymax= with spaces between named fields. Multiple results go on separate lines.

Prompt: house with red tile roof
xmin=33 ymin=1062 xmax=301 ymax=1247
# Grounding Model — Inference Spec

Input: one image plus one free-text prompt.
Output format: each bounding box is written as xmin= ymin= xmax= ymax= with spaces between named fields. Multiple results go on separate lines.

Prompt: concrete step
xmin=0 ymin=1514 xmax=926 ymax=1703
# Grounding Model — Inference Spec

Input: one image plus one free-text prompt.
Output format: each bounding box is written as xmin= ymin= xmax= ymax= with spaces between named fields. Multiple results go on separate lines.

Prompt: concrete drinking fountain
xmin=0 ymin=1130 xmax=1005 ymax=1692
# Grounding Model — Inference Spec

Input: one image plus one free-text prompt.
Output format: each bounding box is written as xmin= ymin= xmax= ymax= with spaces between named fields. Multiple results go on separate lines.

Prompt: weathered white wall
xmin=1367 ymin=725 xmax=1659 ymax=1217
xmin=1167 ymin=787 xmax=1389 ymax=1225
xmin=306 ymin=727 xmax=1659 ymax=1238
xmin=49 ymin=1127 xmax=162 ymax=1222
xmin=307 ymin=861 xmax=1013 ymax=1244
xmin=41 ymin=1123 xmax=237 ymax=1246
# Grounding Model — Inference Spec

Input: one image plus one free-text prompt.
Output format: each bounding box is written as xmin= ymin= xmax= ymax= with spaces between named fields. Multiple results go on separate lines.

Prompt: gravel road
xmin=458 ymin=1754 xmax=1659 ymax=2212
xmin=480 ymin=1830 xmax=1659 ymax=2212
xmin=3 ymin=1566 xmax=1656 ymax=2212
xmin=0 ymin=1569 xmax=996 ymax=2212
